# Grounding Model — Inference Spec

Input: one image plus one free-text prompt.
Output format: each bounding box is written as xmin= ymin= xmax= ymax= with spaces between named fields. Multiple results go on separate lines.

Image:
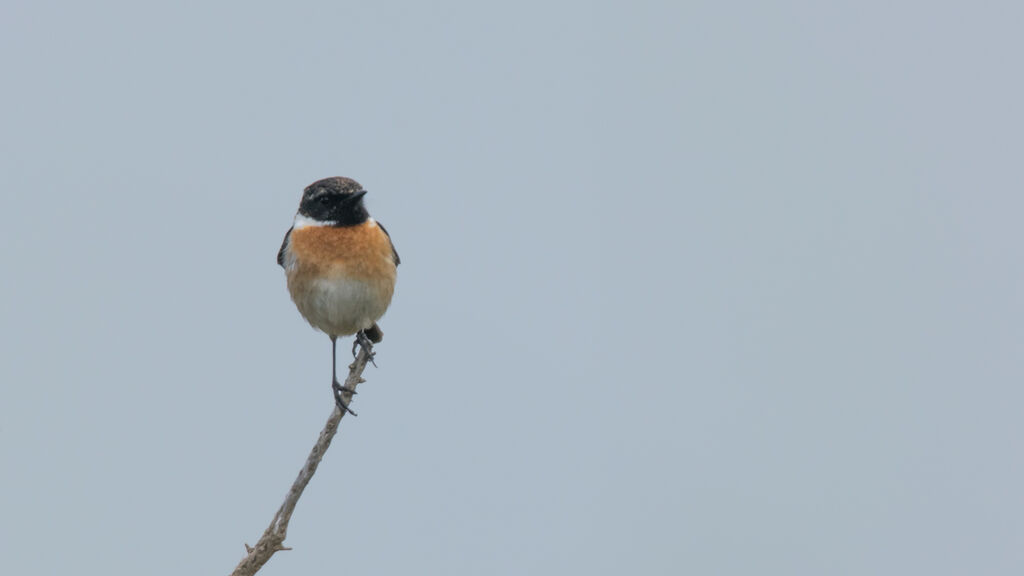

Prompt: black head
xmin=298 ymin=177 xmax=370 ymax=226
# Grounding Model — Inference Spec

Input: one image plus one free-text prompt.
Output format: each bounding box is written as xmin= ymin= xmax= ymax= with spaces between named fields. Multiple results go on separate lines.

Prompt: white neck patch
xmin=293 ymin=213 xmax=335 ymax=229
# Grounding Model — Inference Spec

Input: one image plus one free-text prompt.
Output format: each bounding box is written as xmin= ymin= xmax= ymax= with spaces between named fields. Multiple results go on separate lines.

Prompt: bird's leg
xmin=331 ymin=335 xmax=357 ymax=416
xmin=352 ymin=330 xmax=377 ymax=367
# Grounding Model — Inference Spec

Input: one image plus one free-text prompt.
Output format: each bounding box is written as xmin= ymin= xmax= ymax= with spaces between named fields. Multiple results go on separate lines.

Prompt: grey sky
xmin=2 ymin=2 xmax=1023 ymax=574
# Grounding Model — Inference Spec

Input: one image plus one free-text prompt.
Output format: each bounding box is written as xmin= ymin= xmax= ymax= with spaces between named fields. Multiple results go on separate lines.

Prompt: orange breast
xmin=287 ymin=220 xmax=397 ymax=283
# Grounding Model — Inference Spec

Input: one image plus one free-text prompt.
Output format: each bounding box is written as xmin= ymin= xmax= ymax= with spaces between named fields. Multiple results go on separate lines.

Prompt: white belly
xmin=291 ymin=276 xmax=389 ymax=337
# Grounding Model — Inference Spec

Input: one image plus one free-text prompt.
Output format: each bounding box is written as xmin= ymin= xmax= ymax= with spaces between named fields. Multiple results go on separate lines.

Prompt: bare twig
xmin=229 ymin=345 xmax=374 ymax=576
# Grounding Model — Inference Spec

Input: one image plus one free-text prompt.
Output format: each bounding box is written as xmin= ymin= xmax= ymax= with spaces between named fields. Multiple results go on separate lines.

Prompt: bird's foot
xmin=332 ymin=380 xmax=358 ymax=416
xmin=352 ymin=330 xmax=377 ymax=367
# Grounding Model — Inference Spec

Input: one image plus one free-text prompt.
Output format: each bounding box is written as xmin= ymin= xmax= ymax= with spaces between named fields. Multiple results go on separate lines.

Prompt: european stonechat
xmin=277 ymin=177 xmax=399 ymax=414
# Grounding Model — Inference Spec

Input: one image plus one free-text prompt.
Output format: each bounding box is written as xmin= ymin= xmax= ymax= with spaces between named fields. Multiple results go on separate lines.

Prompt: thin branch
xmin=229 ymin=345 xmax=374 ymax=576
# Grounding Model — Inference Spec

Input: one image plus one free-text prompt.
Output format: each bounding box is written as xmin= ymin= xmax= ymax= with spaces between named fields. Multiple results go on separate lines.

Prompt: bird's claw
xmin=352 ymin=330 xmax=377 ymax=367
xmin=331 ymin=380 xmax=358 ymax=416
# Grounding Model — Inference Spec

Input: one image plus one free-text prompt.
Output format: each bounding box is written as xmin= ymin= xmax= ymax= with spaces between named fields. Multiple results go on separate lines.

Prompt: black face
xmin=298 ymin=177 xmax=370 ymax=226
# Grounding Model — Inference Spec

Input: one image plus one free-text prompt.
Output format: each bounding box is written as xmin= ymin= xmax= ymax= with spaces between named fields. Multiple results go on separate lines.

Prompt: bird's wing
xmin=376 ymin=221 xmax=400 ymax=266
xmin=277 ymin=227 xmax=293 ymax=268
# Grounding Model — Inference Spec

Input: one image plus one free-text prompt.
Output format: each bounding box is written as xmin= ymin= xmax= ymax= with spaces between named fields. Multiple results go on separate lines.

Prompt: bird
xmin=277 ymin=177 xmax=399 ymax=415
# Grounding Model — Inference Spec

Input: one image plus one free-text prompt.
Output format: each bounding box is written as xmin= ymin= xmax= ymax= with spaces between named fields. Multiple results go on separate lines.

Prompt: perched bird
xmin=277 ymin=177 xmax=400 ymax=414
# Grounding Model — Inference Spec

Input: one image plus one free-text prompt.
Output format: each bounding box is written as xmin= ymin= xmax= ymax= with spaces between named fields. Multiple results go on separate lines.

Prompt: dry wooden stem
xmin=229 ymin=344 xmax=374 ymax=576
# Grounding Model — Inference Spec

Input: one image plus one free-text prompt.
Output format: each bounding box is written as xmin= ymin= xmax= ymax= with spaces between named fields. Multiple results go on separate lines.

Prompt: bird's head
xmin=298 ymin=177 xmax=369 ymax=226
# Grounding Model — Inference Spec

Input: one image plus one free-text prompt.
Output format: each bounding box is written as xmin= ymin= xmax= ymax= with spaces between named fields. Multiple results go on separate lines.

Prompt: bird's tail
xmin=364 ymin=322 xmax=384 ymax=343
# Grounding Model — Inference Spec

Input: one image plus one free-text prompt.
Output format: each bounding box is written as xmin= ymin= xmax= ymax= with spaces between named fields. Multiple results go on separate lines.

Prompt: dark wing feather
xmin=376 ymin=221 xmax=400 ymax=266
xmin=277 ymin=227 xmax=293 ymax=268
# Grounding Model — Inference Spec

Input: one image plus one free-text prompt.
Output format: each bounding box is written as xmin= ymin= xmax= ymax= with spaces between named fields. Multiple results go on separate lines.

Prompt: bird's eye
xmin=318 ymin=196 xmax=329 ymax=204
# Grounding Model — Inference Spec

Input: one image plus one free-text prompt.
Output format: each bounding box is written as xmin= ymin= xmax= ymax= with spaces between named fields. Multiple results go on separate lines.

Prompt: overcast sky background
xmin=2 ymin=2 xmax=1023 ymax=574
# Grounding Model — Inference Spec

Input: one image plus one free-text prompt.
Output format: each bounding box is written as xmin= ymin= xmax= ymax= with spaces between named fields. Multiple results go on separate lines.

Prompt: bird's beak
xmin=351 ymin=190 xmax=368 ymax=202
